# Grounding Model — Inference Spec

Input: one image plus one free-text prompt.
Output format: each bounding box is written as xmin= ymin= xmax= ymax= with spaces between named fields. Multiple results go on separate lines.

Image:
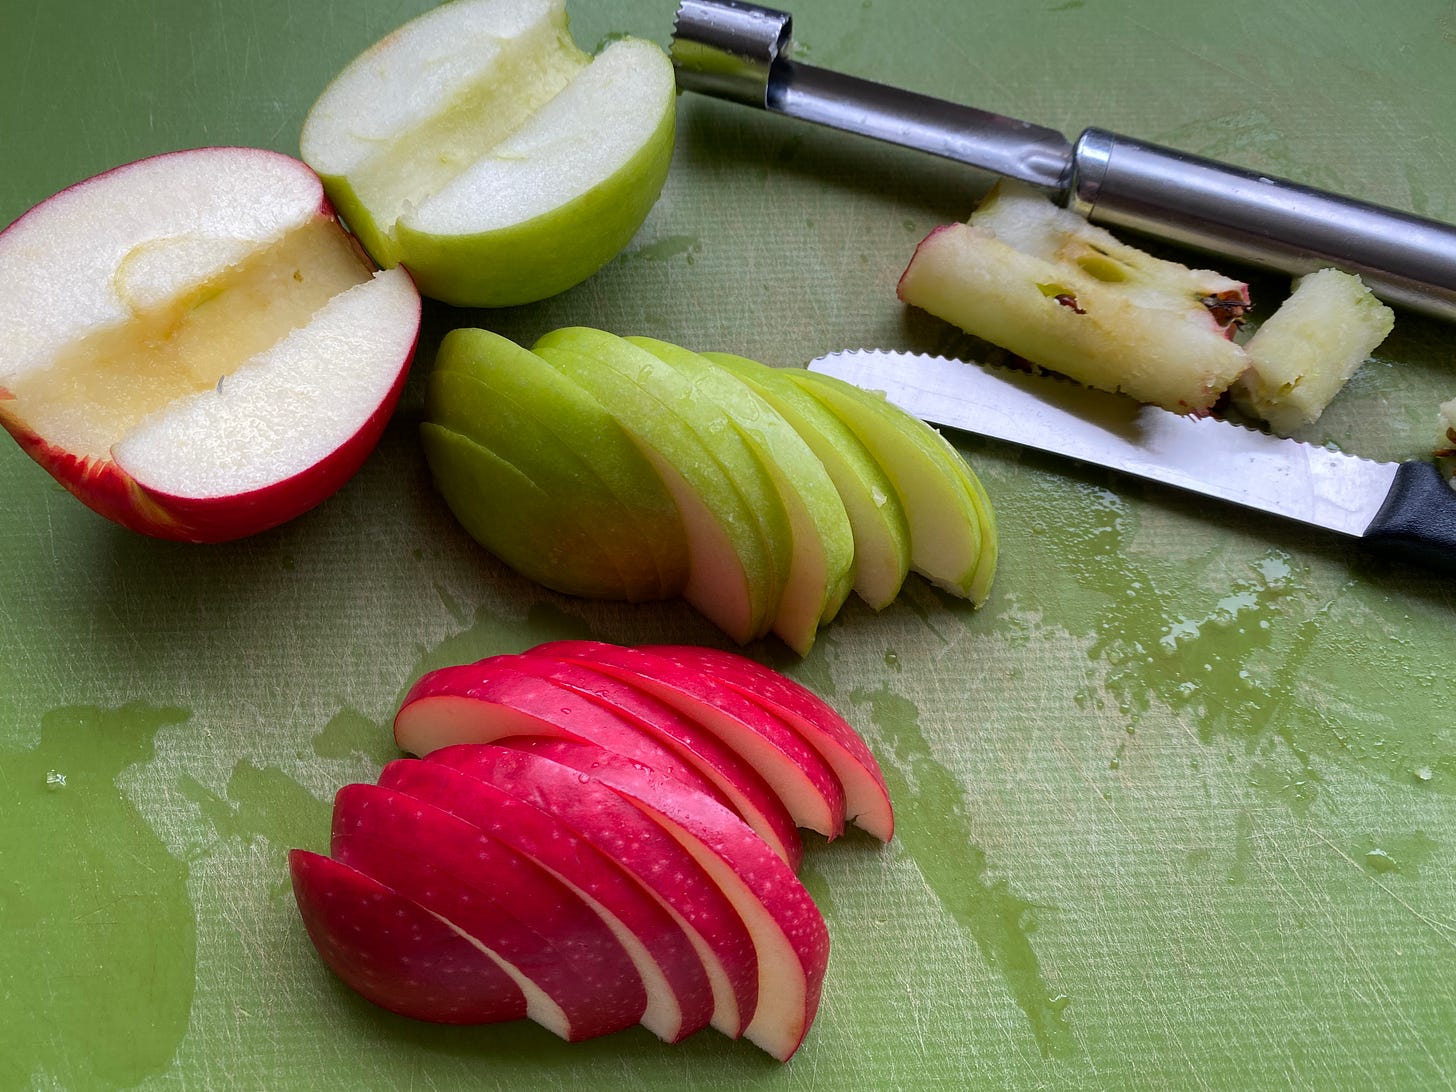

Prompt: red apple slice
xmin=644 ymin=644 xmax=894 ymax=841
xmin=393 ymin=656 xmax=802 ymax=867
xmin=0 ymin=146 xmax=421 ymax=542
xmin=331 ymin=783 xmax=646 ymax=1041
xmin=289 ymin=849 xmax=527 ymax=1025
xmin=428 ymin=744 xmax=759 ymax=1042
xmin=525 ymin=641 xmax=847 ymax=839
xmin=506 ymin=738 xmax=830 ymax=1061
xmin=378 ymin=757 xmax=714 ymax=1043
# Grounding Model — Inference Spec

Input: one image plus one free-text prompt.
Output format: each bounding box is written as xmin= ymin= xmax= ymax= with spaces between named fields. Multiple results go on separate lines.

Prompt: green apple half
xmin=300 ymin=0 xmax=675 ymax=307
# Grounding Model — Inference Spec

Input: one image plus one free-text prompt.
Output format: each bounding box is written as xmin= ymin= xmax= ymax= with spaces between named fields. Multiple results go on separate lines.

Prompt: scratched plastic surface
xmin=1 ymin=1 xmax=1454 ymax=1088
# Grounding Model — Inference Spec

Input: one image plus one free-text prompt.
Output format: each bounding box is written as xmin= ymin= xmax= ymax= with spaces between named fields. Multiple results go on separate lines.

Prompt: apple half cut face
xmin=0 ymin=147 xmax=421 ymax=543
xmin=300 ymin=0 xmax=675 ymax=307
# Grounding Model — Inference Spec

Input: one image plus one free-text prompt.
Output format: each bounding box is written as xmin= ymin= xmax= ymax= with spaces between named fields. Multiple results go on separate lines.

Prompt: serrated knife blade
xmin=806 ymin=349 xmax=1456 ymax=573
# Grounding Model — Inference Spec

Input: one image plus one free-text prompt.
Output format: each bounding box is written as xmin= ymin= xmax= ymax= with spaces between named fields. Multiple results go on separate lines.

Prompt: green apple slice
xmin=625 ymin=337 xmax=854 ymax=656
xmin=421 ymin=424 xmax=643 ymax=599
xmin=532 ymin=329 xmax=792 ymax=645
xmin=428 ymin=328 xmax=687 ymax=600
xmin=703 ymin=352 xmax=912 ymax=612
xmin=300 ymin=0 xmax=675 ymax=306
xmin=787 ymin=370 xmax=997 ymax=605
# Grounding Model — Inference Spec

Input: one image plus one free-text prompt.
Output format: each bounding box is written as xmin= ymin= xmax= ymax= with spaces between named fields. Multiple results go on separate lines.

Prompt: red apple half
xmin=395 ymin=654 xmax=803 ymax=869
xmin=0 ymin=146 xmax=421 ymax=542
xmin=378 ymin=757 xmax=715 ymax=1043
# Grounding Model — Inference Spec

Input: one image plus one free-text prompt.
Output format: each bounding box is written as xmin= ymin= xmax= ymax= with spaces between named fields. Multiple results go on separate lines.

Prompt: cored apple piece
xmin=506 ymin=738 xmax=829 ymax=1062
xmin=526 ymin=641 xmax=847 ymax=839
xmin=429 ymin=744 xmax=760 ymax=1041
xmin=0 ymin=147 xmax=420 ymax=541
xmin=300 ymin=0 xmax=674 ymax=306
xmin=897 ymin=181 xmax=1251 ymax=413
xmin=644 ymin=644 xmax=894 ymax=842
xmin=331 ymin=783 xmax=647 ymax=1041
xmin=393 ymin=655 xmax=803 ymax=868
xmin=378 ymin=758 xmax=714 ymax=1042
xmin=1229 ymin=267 xmax=1395 ymax=434
xmin=289 ymin=850 xmax=527 ymax=1025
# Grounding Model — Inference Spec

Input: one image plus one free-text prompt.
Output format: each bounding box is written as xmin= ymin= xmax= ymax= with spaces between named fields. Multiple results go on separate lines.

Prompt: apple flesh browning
xmin=1439 ymin=399 xmax=1456 ymax=458
xmin=527 ymin=641 xmax=847 ymax=839
xmin=332 ymin=783 xmax=648 ymax=1041
xmin=626 ymin=336 xmax=856 ymax=656
xmin=1229 ymin=268 xmax=1395 ymax=435
xmin=429 ymin=744 xmax=761 ymax=1041
xmin=508 ymin=738 xmax=829 ymax=1062
xmin=289 ymin=850 xmax=528 ymax=1025
xmin=300 ymin=0 xmax=674 ymax=306
xmin=645 ymin=644 xmax=894 ymax=842
xmin=393 ymin=655 xmax=803 ymax=868
xmin=378 ymin=758 xmax=714 ymax=1043
xmin=703 ymin=351 xmax=913 ymax=612
xmin=898 ymin=181 xmax=1251 ymax=413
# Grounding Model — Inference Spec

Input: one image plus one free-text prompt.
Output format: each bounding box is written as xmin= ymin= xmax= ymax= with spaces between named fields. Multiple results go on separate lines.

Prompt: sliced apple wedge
xmin=300 ymin=0 xmax=674 ymax=306
xmin=898 ymin=181 xmax=1250 ymax=413
xmin=0 ymin=146 xmax=421 ymax=542
xmin=331 ymin=783 xmax=647 ymax=1041
xmin=429 ymin=744 xmax=761 ymax=1041
xmin=378 ymin=758 xmax=714 ymax=1043
xmin=787 ymin=369 xmax=997 ymax=604
xmin=532 ymin=328 xmax=792 ymax=644
xmin=394 ymin=655 xmax=803 ymax=868
xmin=625 ymin=336 xmax=855 ymax=656
xmin=527 ymin=640 xmax=847 ymax=839
xmin=507 ymin=738 xmax=830 ymax=1062
xmin=289 ymin=850 xmax=528 ymax=1025
xmin=645 ymin=644 xmax=894 ymax=842
xmin=703 ymin=351 xmax=913 ymax=612
xmin=428 ymin=327 xmax=686 ymax=599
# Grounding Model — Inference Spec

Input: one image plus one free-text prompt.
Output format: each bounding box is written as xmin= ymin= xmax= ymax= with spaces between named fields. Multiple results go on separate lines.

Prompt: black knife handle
xmin=1362 ymin=461 xmax=1456 ymax=574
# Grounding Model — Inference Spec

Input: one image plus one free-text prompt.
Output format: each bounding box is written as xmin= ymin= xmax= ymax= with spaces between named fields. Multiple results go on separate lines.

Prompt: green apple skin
xmin=428 ymin=328 xmax=686 ymax=600
xmin=703 ymin=352 xmax=912 ymax=612
xmin=787 ymin=370 xmax=997 ymax=606
xmin=625 ymin=337 xmax=854 ymax=656
xmin=421 ymin=424 xmax=646 ymax=599
xmin=532 ymin=328 xmax=791 ymax=645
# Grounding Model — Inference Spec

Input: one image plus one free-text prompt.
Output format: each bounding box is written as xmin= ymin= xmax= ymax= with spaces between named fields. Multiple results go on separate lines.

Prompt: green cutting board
xmin=2 ymin=1 xmax=1454 ymax=1088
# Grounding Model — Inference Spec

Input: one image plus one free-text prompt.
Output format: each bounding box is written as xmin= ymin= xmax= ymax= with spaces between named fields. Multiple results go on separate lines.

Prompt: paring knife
xmin=671 ymin=0 xmax=1456 ymax=322
xmin=806 ymin=349 xmax=1456 ymax=574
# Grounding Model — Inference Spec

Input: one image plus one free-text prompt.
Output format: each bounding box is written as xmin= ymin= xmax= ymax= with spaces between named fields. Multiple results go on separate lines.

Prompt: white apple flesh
xmin=300 ymin=0 xmax=675 ymax=306
xmin=0 ymin=146 xmax=420 ymax=542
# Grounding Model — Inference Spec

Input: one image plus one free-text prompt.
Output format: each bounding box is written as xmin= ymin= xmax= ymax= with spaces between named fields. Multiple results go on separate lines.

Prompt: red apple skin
xmin=524 ymin=641 xmax=848 ymax=839
xmin=428 ymin=743 xmax=760 ymax=1042
xmin=331 ymin=782 xmax=647 ymax=1042
xmin=643 ymin=644 xmax=894 ymax=841
xmin=505 ymin=738 xmax=830 ymax=1062
xmin=288 ymin=849 xmax=527 ymax=1025
xmin=378 ymin=756 xmax=715 ymax=1043
xmin=0 ymin=147 xmax=422 ymax=544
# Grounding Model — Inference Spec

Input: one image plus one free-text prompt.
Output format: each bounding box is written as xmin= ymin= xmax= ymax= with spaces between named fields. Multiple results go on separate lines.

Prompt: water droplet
xmin=45 ymin=769 xmax=67 ymax=791
xmin=1414 ymin=767 xmax=1434 ymax=783
xmin=1364 ymin=848 xmax=1400 ymax=875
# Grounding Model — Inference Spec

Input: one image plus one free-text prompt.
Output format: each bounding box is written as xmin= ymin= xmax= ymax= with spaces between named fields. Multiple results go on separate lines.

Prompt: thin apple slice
xmin=526 ymin=640 xmax=847 ymax=839
xmin=429 ymin=744 xmax=760 ymax=1041
xmin=332 ymin=783 xmax=646 ymax=1041
xmin=507 ymin=738 xmax=829 ymax=1061
xmin=703 ymin=351 xmax=913 ymax=611
xmin=532 ymin=329 xmax=792 ymax=644
xmin=300 ymin=0 xmax=675 ymax=306
xmin=393 ymin=655 xmax=802 ymax=868
xmin=289 ymin=849 xmax=528 ymax=1025
xmin=644 ymin=644 xmax=894 ymax=842
xmin=428 ymin=327 xmax=686 ymax=599
xmin=787 ymin=368 xmax=997 ymax=604
xmin=421 ymin=425 xmax=645 ymax=599
xmin=624 ymin=336 xmax=855 ymax=656
xmin=379 ymin=758 xmax=713 ymax=1042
